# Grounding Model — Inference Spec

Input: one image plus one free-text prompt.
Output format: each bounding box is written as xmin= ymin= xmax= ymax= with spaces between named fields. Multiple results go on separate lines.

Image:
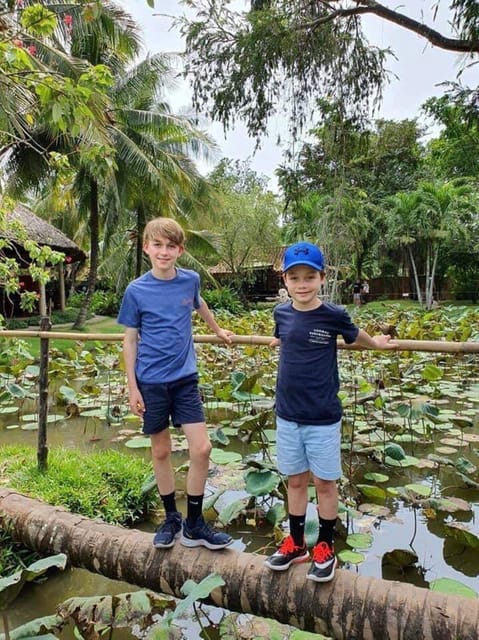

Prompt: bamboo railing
xmin=0 ymin=326 xmax=477 ymax=469
xmin=1 ymin=329 xmax=479 ymax=353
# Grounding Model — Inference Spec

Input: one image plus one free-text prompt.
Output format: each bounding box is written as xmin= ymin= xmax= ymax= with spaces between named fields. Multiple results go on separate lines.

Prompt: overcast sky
xmin=120 ymin=1 xmax=476 ymax=187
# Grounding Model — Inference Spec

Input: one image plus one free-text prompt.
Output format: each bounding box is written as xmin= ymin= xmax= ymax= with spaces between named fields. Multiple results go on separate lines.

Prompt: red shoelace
xmin=278 ymin=535 xmax=303 ymax=553
xmin=312 ymin=541 xmax=334 ymax=563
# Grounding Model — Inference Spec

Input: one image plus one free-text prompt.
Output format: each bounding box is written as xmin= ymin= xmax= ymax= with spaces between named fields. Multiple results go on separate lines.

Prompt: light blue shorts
xmin=276 ymin=417 xmax=342 ymax=480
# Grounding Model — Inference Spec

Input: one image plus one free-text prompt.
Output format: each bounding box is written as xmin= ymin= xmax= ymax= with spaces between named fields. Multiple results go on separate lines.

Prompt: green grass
xmin=0 ymin=445 xmax=157 ymax=525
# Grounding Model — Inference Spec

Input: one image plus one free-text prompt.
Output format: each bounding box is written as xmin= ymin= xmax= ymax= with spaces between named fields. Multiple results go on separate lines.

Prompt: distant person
xmin=361 ymin=280 xmax=369 ymax=304
xmin=264 ymin=241 xmax=395 ymax=582
xmin=117 ymin=217 xmax=234 ymax=551
xmin=277 ymin=287 xmax=289 ymax=303
xmin=353 ymin=280 xmax=361 ymax=306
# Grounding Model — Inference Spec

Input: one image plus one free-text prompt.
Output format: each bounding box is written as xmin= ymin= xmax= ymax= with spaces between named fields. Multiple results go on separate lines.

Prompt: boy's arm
xmin=353 ymin=328 xmax=396 ymax=350
xmin=196 ymin=297 xmax=233 ymax=344
xmin=122 ymin=327 xmax=145 ymax=416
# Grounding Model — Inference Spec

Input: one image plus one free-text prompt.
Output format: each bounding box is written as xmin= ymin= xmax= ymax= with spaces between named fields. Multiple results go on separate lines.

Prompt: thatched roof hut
xmin=1 ymin=204 xmax=86 ymax=316
xmin=6 ymin=204 xmax=86 ymax=263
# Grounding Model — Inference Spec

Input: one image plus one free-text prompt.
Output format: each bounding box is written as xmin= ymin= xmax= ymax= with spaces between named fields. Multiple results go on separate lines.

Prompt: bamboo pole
xmin=0 ymin=329 xmax=478 ymax=353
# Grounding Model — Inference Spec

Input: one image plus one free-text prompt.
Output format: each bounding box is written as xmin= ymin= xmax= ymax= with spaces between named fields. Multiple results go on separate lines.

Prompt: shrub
xmin=202 ymin=286 xmax=243 ymax=314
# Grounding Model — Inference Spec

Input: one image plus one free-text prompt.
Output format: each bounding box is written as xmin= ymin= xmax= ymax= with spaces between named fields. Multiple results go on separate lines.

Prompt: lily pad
xmin=444 ymin=522 xmax=479 ymax=549
xmin=382 ymin=548 xmax=418 ymax=569
xmin=346 ymin=532 xmax=373 ymax=550
xmin=210 ymin=449 xmax=242 ymax=465
xmin=356 ymin=484 xmax=387 ymax=500
xmin=404 ymin=483 xmax=432 ymax=498
xmin=124 ymin=437 xmax=151 ymax=449
xmin=338 ymin=549 xmax=365 ymax=564
xmin=363 ymin=472 xmax=389 ymax=483
xmin=430 ymin=578 xmax=478 ymax=599
xmin=244 ymin=469 xmax=279 ymax=496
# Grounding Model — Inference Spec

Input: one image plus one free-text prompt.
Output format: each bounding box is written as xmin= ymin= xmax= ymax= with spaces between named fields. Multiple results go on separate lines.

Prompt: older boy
xmin=117 ymin=217 xmax=233 ymax=550
xmin=264 ymin=241 xmax=395 ymax=581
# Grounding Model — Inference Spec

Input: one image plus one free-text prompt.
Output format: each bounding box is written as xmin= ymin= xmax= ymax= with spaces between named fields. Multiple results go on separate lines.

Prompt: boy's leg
xmin=306 ymin=477 xmax=338 ymax=582
xmin=150 ymin=429 xmax=183 ymax=548
xmin=180 ymin=422 xmax=233 ymax=550
xmin=302 ymin=421 xmax=341 ymax=582
xmin=314 ymin=477 xmax=338 ymax=545
xmin=264 ymin=471 xmax=310 ymax=571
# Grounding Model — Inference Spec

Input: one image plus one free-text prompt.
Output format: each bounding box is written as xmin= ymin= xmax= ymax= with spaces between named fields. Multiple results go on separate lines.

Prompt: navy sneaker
xmin=180 ymin=516 xmax=233 ymax=550
xmin=306 ymin=541 xmax=337 ymax=582
xmin=153 ymin=511 xmax=182 ymax=548
xmin=264 ymin=535 xmax=309 ymax=571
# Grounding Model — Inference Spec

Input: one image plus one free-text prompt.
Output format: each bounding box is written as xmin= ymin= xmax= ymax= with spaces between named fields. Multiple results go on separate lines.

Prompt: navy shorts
xmin=138 ymin=373 xmax=205 ymax=435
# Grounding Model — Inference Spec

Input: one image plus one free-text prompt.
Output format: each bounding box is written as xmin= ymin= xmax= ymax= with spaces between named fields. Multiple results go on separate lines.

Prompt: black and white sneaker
xmin=264 ymin=535 xmax=309 ymax=571
xmin=306 ymin=541 xmax=337 ymax=582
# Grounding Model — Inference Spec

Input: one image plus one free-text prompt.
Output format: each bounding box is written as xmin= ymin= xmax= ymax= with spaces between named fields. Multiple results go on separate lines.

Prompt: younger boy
xmin=264 ymin=241 xmax=395 ymax=581
xmin=117 ymin=217 xmax=233 ymax=550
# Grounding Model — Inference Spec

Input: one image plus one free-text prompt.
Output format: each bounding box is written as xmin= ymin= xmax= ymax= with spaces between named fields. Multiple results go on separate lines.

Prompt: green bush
xmin=202 ymin=286 xmax=243 ymax=314
xmin=67 ymin=290 xmax=121 ymax=315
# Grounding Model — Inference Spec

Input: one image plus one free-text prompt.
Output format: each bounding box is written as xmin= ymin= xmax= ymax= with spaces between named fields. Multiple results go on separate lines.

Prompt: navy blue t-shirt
xmin=274 ymin=301 xmax=359 ymax=425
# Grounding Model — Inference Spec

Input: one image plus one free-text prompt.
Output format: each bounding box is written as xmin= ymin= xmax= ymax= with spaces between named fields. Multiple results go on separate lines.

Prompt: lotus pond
xmin=0 ymin=304 xmax=478 ymax=611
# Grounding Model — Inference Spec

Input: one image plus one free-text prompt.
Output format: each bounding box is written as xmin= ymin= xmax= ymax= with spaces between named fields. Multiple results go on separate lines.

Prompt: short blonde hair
xmin=143 ymin=217 xmax=185 ymax=246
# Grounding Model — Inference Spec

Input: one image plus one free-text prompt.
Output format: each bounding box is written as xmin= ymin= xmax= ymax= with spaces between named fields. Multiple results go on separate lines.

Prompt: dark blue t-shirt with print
xmin=274 ymin=301 xmax=359 ymax=425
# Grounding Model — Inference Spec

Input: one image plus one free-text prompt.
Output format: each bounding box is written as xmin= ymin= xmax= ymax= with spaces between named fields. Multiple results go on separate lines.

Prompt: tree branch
xmin=303 ymin=0 xmax=479 ymax=54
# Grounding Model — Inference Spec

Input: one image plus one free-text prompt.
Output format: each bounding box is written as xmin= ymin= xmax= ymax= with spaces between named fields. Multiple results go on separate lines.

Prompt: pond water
xmin=1 ymin=341 xmax=479 ymax=635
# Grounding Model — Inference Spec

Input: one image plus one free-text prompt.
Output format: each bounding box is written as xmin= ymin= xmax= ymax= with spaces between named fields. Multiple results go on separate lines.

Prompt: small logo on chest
xmin=309 ymin=328 xmax=331 ymax=344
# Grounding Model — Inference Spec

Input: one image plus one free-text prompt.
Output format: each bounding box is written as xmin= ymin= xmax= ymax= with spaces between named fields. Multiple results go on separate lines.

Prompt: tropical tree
xmin=386 ymin=180 xmax=476 ymax=308
xmin=423 ymin=93 xmax=479 ymax=179
xmin=3 ymin=3 xmax=217 ymax=327
xmin=177 ymin=1 xmax=479 ymax=142
xmin=205 ymin=159 xmax=281 ymax=289
xmin=0 ymin=1 xmax=113 ymax=153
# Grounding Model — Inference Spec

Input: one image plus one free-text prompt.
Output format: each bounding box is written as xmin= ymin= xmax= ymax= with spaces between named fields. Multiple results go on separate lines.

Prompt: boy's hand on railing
xmin=216 ymin=328 xmax=234 ymax=345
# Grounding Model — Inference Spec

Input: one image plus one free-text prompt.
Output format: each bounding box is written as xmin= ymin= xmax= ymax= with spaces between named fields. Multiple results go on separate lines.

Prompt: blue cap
xmin=282 ymin=242 xmax=325 ymax=272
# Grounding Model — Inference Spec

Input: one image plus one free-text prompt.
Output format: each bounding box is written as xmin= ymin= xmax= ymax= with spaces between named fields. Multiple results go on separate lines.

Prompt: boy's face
xmin=283 ymin=265 xmax=324 ymax=309
xmin=143 ymin=235 xmax=184 ymax=277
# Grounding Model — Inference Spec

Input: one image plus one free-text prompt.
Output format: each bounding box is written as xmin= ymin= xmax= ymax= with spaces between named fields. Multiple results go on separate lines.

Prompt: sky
xmin=120 ymin=1 xmax=477 ymax=188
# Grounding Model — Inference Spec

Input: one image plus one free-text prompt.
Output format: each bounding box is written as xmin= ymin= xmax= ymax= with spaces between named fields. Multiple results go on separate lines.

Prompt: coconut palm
xmin=2 ymin=2 xmax=218 ymax=328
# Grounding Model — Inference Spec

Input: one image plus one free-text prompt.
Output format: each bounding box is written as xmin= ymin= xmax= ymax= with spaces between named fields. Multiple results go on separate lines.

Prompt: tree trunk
xmin=73 ymin=179 xmax=99 ymax=330
xmin=1 ymin=489 xmax=478 ymax=640
xmin=135 ymin=206 xmax=145 ymax=280
xmin=408 ymin=246 xmax=423 ymax=306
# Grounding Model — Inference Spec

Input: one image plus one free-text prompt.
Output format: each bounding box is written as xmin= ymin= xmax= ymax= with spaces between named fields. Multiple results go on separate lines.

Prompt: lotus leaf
xmin=244 ymin=469 xmax=279 ymax=496
xmin=445 ymin=522 xmax=479 ymax=549
xmin=430 ymin=578 xmax=477 ymax=599
xmin=338 ymin=549 xmax=365 ymax=564
xmin=382 ymin=548 xmax=418 ymax=569
xmin=346 ymin=532 xmax=373 ymax=549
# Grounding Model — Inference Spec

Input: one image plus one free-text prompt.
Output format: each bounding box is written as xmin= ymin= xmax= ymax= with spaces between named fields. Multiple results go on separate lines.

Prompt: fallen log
xmin=1 ymin=489 xmax=478 ymax=640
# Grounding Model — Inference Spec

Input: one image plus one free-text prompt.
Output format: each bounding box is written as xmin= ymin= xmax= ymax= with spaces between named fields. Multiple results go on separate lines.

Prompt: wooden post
xmin=37 ymin=316 xmax=51 ymax=471
xmin=58 ymin=263 xmax=66 ymax=312
xmin=39 ymin=282 xmax=47 ymax=317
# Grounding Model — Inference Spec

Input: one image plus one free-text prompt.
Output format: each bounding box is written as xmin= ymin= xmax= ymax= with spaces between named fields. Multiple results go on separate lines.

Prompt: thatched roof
xmin=5 ymin=204 xmax=86 ymax=263
xmin=209 ymin=246 xmax=285 ymax=274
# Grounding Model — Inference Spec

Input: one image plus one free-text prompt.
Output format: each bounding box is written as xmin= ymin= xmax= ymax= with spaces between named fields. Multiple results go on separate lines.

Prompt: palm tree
xmin=2 ymin=2 xmax=218 ymax=328
xmin=386 ymin=181 xmax=475 ymax=308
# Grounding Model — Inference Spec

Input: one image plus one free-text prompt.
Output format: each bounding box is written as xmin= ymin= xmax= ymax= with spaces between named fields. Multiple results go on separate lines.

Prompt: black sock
xmin=160 ymin=491 xmax=177 ymax=514
xmin=289 ymin=513 xmax=306 ymax=547
xmin=186 ymin=494 xmax=204 ymax=525
xmin=317 ymin=516 xmax=336 ymax=546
